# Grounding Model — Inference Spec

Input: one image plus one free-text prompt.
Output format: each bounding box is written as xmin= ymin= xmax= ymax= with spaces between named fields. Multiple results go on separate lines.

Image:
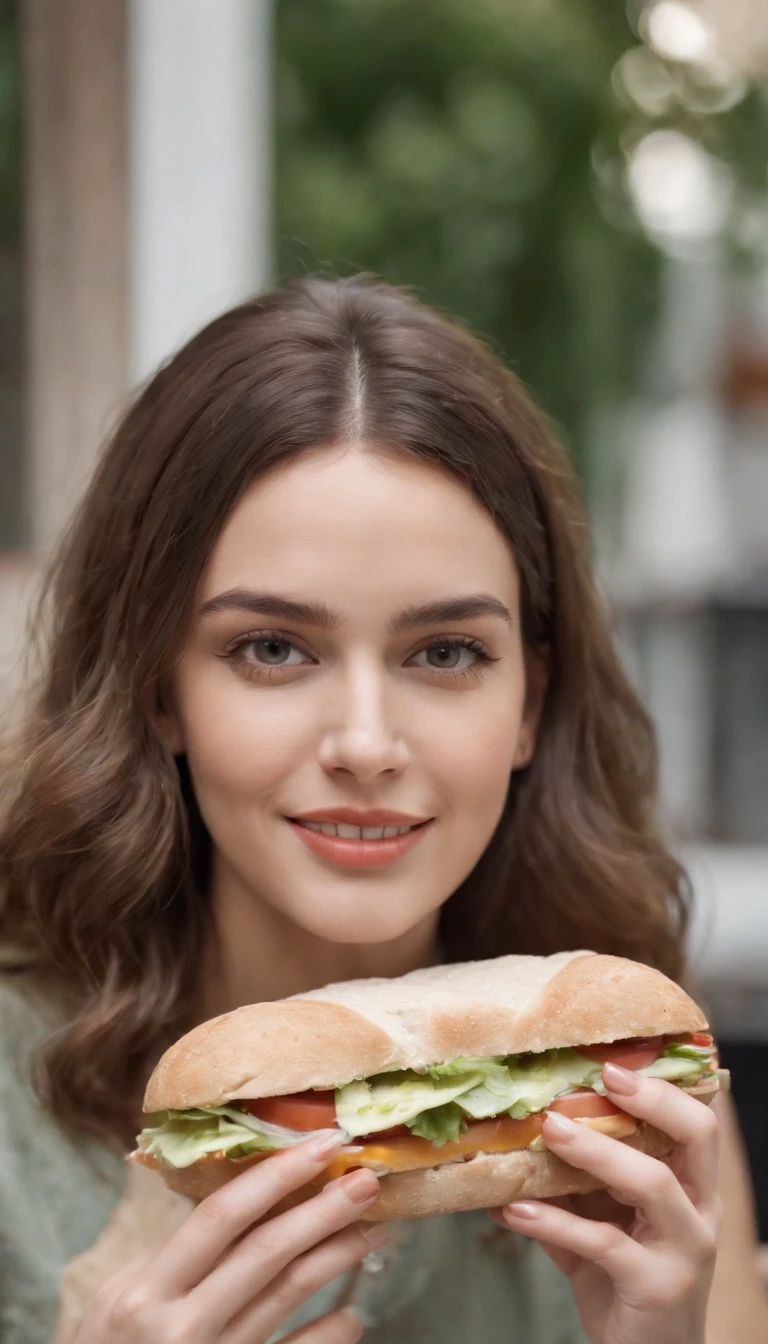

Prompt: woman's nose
xmin=316 ymin=665 xmax=410 ymax=780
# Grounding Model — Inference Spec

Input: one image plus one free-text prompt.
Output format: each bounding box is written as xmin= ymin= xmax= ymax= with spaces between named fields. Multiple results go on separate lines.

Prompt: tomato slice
xmin=549 ymin=1090 xmax=623 ymax=1119
xmin=242 ymin=1090 xmax=338 ymax=1131
xmin=575 ymin=1037 xmax=662 ymax=1070
xmin=239 ymin=1064 xmax=652 ymax=1140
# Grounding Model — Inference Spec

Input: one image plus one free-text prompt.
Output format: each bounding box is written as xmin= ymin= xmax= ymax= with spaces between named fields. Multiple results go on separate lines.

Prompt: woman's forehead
xmin=198 ymin=445 xmax=520 ymax=608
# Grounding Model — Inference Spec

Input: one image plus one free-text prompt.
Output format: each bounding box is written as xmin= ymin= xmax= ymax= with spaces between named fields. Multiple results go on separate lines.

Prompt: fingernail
xmin=603 ymin=1062 xmax=638 ymax=1094
xmin=543 ymin=1110 xmax=578 ymax=1139
xmin=504 ymin=1201 xmax=539 ymax=1220
xmin=340 ymin=1168 xmax=380 ymax=1204
xmin=307 ymin=1129 xmax=346 ymax=1159
xmin=363 ymin=1223 xmax=389 ymax=1248
xmin=320 ymin=1173 xmax=348 ymax=1193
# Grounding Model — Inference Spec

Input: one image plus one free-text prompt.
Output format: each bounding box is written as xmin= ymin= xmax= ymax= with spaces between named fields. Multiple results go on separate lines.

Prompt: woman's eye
xmin=411 ymin=640 xmax=489 ymax=674
xmin=234 ymin=636 xmax=308 ymax=669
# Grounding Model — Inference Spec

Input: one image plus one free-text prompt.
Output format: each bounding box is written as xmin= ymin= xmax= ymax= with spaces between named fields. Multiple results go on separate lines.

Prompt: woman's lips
xmin=286 ymin=817 xmax=434 ymax=868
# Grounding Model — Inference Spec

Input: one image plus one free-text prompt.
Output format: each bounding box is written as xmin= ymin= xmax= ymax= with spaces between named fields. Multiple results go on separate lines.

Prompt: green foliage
xmin=274 ymin=0 xmax=661 ymax=470
xmin=275 ymin=0 xmax=768 ymax=473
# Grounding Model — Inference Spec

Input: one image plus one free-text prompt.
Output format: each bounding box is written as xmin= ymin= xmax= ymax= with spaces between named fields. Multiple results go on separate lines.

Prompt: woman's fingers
xmin=486 ymin=1194 xmax=572 ymax=1230
xmin=487 ymin=1201 xmax=613 ymax=1277
xmin=530 ymin=1237 xmax=582 ymax=1279
xmin=77 ymin=1142 xmax=381 ymax=1342
xmin=537 ymin=1108 xmax=711 ymax=1253
xmin=147 ymin=1131 xmax=348 ymax=1296
xmin=486 ymin=1076 xmax=722 ymax=1331
xmin=222 ymin=1221 xmax=387 ymax=1344
xmin=280 ymin=1307 xmax=364 ymax=1343
xmin=191 ymin=1168 xmax=380 ymax=1331
xmin=601 ymin=1062 xmax=721 ymax=1212
xmin=502 ymin=1198 xmax=653 ymax=1293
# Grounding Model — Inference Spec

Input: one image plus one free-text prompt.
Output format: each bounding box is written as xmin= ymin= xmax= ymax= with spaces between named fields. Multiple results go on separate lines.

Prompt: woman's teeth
xmin=297 ymin=821 xmax=418 ymax=840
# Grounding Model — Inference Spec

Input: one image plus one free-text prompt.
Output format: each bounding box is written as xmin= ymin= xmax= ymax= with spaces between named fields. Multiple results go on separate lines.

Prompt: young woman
xmin=0 ymin=276 xmax=765 ymax=1344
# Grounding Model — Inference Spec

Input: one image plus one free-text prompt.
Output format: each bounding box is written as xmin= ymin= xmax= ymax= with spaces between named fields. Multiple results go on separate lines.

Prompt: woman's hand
xmin=491 ymin=1062 xmax=723 ymax=1344
xmin=74 ymin=1130 xmax=383 ymax=1343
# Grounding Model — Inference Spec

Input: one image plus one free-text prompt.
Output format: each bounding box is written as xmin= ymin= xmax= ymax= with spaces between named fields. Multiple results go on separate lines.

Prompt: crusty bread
xmin=144 ymin=951 xmax=708 ymax=1112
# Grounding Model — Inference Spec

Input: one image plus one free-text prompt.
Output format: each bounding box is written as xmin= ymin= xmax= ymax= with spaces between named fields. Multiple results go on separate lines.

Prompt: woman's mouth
xmin=285 ymin=817 xmax=434 ymax=868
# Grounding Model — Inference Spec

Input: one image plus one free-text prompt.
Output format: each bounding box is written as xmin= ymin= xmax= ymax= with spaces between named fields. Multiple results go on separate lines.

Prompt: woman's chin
xmin=282 ymin=899 xmax=435 ymax=948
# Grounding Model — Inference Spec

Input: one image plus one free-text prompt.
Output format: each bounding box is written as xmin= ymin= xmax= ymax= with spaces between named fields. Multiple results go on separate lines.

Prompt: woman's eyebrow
xmin=197 ymin=589 xmax=513 ymax=632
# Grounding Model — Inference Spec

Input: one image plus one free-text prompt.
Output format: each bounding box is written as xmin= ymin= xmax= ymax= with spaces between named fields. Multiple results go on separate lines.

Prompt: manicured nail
xmin=363 ymin=1223 xmax=389 ymax=1248
xmin=543 ymin=1110 xmax=578 ymax=1139
xmin=340 ymin=1168 xmax=380 ymax=1204
xmin=308 ymin=1129 xmax=346 ymax=1159
xmin=504 ymin=1201 xmax=539 ymax=1220
xmin=602 ymin=1061 xmax=639 ymax=1094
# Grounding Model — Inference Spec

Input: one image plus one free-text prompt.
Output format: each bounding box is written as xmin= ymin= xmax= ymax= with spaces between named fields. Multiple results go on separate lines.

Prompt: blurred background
xmin=0 ymin=0 xmax=766 ymax=1251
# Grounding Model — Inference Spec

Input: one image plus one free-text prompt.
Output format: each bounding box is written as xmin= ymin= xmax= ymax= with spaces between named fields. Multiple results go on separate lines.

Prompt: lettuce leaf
xmin=136 ymin=1104 xmax=321 ymax=1169
xmin=460 ymin=1049 xmax=602 ymax=1119
xmin=427 ymin=1056 xmax=506 ymax=1079
xmin=662 ymin=1043 xmax=713 ymax=1061
xmin=335 ymin=1069 xmax=483 ymax=1137
xmin=636 ymin=1057 xmax=707 ymax=1083
xmin=430 ymin=1059 xmax=516 ymax=1119
xmin=407 ymin=1102 xmax=466 ymax=1145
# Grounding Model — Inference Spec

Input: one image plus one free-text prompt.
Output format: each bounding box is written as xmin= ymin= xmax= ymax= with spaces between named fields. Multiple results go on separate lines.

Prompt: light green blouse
xmin=0 ymin=976 xmax=590 ymax=1344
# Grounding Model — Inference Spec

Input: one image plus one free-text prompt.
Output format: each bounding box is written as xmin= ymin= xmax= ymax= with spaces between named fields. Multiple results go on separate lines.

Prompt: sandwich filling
xmin=136 ymin=1033 xmax=724 ymax=1177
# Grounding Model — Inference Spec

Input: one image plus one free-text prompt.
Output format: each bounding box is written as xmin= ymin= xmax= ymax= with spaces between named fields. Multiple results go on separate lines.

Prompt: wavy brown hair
xmin=0 ymin=275 xmax=691 ymax=1151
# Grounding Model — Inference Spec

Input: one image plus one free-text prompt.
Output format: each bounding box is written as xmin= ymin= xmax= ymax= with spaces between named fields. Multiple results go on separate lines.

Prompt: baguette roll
xmin=133 ymin=951 xmax=722 ymax=1219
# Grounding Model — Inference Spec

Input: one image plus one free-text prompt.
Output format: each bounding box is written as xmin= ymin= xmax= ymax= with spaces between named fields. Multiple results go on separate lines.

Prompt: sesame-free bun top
xmin=143 ymin=950 xmax=708 ymax=1113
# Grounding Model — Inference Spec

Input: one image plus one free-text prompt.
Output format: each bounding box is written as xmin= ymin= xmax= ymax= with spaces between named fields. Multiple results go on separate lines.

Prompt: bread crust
xmin=144 ymin=951 xmax=709 ymax=1112
xmin=143 ymin=999 xmax=397 ymax=1112
xmin=132 ymin=1080 xmax=719 ymax=1220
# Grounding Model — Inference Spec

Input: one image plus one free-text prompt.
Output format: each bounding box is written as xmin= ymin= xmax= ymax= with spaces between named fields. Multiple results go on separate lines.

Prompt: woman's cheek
xmin=437 ymin=691 xmax=526 ymax=796
xmin=176 ymin=665 xmax=307 ymax=798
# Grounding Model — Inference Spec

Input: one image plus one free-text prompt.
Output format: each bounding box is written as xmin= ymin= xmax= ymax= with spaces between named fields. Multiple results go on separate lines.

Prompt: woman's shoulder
xmin=0 ymin=970 xmax=128 ymax=1344
xmin=0 ymin=968 xmax=80 ymax=1118
xmin=0 ymin=960 xmax=60 ymax=1030
xmin=0 ymin=969 xmax=63 ymax=1103
xmin=0 ymin=966 xmax=127 ymax=1202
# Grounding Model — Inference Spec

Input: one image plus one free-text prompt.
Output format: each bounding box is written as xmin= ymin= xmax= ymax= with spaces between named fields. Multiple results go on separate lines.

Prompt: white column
xmin=129 ymin=0 xmax=273 ymax=386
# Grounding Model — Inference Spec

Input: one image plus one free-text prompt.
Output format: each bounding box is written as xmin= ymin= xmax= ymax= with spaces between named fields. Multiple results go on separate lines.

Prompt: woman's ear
xmin=144 ymin=679 xmax=185 ymax=756
xmin=512 ymin=644 xmax=551 ymax=770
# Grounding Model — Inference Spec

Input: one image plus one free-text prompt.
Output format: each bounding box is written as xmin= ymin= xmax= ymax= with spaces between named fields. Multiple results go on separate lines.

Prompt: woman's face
xmin=158 ymin=445 xmax=545 ymax=945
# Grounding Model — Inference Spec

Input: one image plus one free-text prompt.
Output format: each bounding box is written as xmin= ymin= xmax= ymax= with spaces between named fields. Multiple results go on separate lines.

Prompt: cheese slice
xmin=322 ymin=1116 xmax=545 ymax=1179
xmin=320 ymin=1112 xmax=638 ymax=1179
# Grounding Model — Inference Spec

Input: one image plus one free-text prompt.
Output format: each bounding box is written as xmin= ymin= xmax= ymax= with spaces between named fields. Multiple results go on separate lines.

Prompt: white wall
xmin=129 ymin=0 xmax=273 ymax=384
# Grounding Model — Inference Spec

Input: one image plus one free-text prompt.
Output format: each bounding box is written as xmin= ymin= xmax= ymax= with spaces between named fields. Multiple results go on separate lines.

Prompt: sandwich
xmin=130 ymin=950 xmax=728 ymax=1221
